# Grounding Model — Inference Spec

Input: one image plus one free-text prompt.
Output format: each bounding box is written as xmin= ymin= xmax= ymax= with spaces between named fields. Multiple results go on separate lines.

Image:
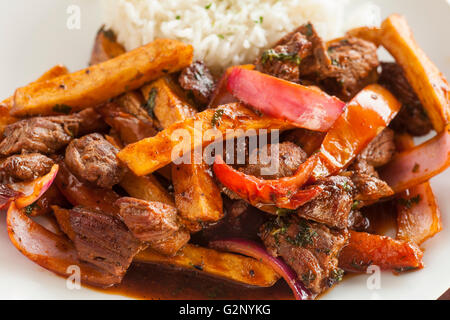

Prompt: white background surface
xmin=0 ymin=0 xmax=449 ymax=299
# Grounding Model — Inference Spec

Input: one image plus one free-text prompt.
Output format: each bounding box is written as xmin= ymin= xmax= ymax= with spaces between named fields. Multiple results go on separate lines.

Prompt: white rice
xmin=101 ymin=0 xmax=381 ymax=72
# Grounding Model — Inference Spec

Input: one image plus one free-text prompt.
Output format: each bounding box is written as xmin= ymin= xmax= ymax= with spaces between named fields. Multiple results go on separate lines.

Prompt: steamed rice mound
xmin=102 ymin=0 xmax=380 ymax=71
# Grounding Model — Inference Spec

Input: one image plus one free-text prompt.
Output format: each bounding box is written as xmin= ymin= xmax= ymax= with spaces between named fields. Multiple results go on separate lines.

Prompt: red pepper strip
xmin=311 ymin=84 xmax=402 ymax=179
xmin=208 ymin=64 xmax=255 ymax=108
xmin=227 ymin=68 xmax=345 ymax=132
xmin=6 ymin=202 xmax=121 ymax=287
xmin=339 ymin=230 xmax=423 ymax=273
xmin=394 ymin=134 xmax=442 ymax=245
xmin=213 ymin=155 xmax=321 ymax=209
xmin=54 ymin=161 xmax=120 ymax=216
xmin=380 ymin=125 xmax=450 ymax=193
xmin=213 ymin=84 xmax=401 ymax=208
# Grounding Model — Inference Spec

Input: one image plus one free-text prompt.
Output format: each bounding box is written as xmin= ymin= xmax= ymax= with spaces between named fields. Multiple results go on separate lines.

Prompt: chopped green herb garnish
xmin=305 ymin=23 xmax=313 ymax=37
xmin=205 ymin=3 xmax=212 ymax=9
xmin=254 ymin=16 xmax=264 ymax=24
xmin=342 ymin=181 xmax=352 ymax=192
xmin=211 ymin=108 xmax=224 ymax=127
xmin=52 ymin=104 xmax=72 ymax=114
xmin=144 ymin=87 xmax=158 ymax=117
xmin=351 ymin=200 xmax=360 ymax=210
xmin=285 ymin=220 xmax=318 ymax=247
xmin=328 ymin=268 xmax=344 ymax=285
xmin=412 ymin=163 xmax=420 ymax=173
xmin=331 ymin=58 xmax=340 ymax=66
xmin=25 ymin=203 xmax=37 ymax=215
xmin=301 ymin=270 xmax=316 ymax=285
xmin=398 ymin=195 xmax=421 ymax=209
xmin=217 ymin=34 xmax=225 ymax=39
xmin=261 ymin=49 xmax=301 ymax=65
xmin=176 ymin=15 xmax=181 ymax=20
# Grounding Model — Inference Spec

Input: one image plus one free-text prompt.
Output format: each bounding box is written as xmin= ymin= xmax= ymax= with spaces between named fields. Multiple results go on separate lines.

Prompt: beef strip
xmin=347 ymin=210 xmax=370 ymax=232
xmin=296 ymin=175 xmax=354 ymax=229
xmin=319 ymin=37 xmax=379 ymax=101
xmin=348 ymin=128 xmax=395 ymax=208
xmin=0 ymin=153 xmax=54 ymax=181
xmin=64 ymin=133 xmax=124 ymax=189
xmin=0 ymin=108 xmax=104 ymax=156
xmin=260 ymin=215 xmax=348 ymax=295
xmin=239 ymin=141 xmax=307 ymax=180
xmin=67 ymin=206 xmax=143 ymax=277
xmin=179 ymin=60 xmax=215 ymax=106
xmin=379 ymin=62 xmax=432 ymax=136
xmin=357 ymin=128 xmax=396 ymax=168
xmin=116 ymin=197 xmax=190 ymax=256
xmin=255 ymin=23 xmax=330 ymax=83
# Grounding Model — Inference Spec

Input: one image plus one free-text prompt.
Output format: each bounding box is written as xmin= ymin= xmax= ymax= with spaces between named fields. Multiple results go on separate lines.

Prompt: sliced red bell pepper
xmin=380 ymin=125 xmax=450 ymax=193
xmin=213 ymin=155 xmax=322 ymax=209
xmin=339 ymin=230 xmax=423 ymax=273
xmin=226 ymin=68 xmax=345 ymax=131
xmin=213 ymin=84 xmax=401 ymax=209
xmin=6 ymin=202 xmax=121 ymax=287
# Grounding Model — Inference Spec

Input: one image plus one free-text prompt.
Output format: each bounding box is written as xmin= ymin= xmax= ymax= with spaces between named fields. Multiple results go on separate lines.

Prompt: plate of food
xmin=0 ymin=0 xmax=449 ymax=300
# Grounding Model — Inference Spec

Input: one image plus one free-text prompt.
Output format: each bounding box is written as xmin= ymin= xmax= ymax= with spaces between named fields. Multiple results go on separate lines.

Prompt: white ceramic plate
xmin=0 ymin=0 xmax=449 ymax=300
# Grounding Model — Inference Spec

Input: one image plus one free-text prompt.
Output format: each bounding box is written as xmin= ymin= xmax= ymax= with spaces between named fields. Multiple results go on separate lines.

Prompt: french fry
xmin=0 ymin=64 xmax=69 ymax=136
xmin=11 ymin=39 xmax=193 ymax=117
xmin=394 ymin=134 xmax=442 ymax=245
xmin=89 ymin=27 xmax=126 ymax=65
xmin=380 ymin=14 xmax=450 ymax=132
xmin=345 ymin=26 xmax=382 ymax=46
xmin=339 ymin=231 xmax=423 ymax=273
xmin=134 ymin=244 xmax=280 ymax=287
xmin=120 ymin=170 xmax=175 ymax=206
xmin=118 ymin=103 xmax=295 ymax=176
xmin=142 ymin=76 xmax=196 ymax=128
xmin=143 ymin=77 xmax=224 ymax=226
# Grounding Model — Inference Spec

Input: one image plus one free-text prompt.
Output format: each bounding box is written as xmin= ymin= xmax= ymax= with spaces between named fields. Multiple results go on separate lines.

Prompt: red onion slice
xmin=210 ymin=238 xmax=313 ymax=300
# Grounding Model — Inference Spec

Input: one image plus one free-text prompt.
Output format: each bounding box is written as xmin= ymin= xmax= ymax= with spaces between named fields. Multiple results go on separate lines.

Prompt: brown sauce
xmin=94 ymin=263 xmax=294 ymax=300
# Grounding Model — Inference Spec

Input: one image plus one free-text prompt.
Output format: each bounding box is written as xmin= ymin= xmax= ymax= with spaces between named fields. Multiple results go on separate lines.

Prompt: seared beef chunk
xmin=297 ymin=176 xmax=354 ymax=229
xmin=239 ymin=142 xmax=307 ymax=180
xmin=379 ymin=62 xmax=432 ymax=136
xmin=256 ymin=23 xmax=330 ymax=83
xmin=179 ymin=60 xmax=215 ymax=106
xmin=0 ymin=108 xmax=104 ymax=156
xmin=348 ymin=128 xmax=395 ymax=208
xmin=68 ymin=206 xmax=143 ymax=276
xmin=0 ymin=153 xmax=54 ymax=181
xmin=260 ymin=216 xmax=348 ymax=294
xmin=357 ymin=128 xmax=396 ymax=168
xmin=320 ymin=37 xmax=379 ymax=100
xmin=351 ymin=173 xmax=393 ymax=202
xmin=116 ymin=197 xmax=190 ymax=256
xmin=347 ymin=210 xmax=370 ymax=232
xmin=65 ymin=133 xmax=124 ymax=189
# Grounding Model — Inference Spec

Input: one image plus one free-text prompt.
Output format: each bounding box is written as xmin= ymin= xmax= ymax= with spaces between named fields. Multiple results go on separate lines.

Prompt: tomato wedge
xmin=227 ymin=68 xmax=345 ymax=131
xmin=6 ymin=202 xmax=121 ymax=287
xmin=312 ymin=84 xmax=401 ymax=178
xmin=339 ymin=231 xmax=423 ymax=272
xmin=214 ymin=84 xmax=401 ymax=209
xmin=213 ymin=155 xmax=322 ymax=209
